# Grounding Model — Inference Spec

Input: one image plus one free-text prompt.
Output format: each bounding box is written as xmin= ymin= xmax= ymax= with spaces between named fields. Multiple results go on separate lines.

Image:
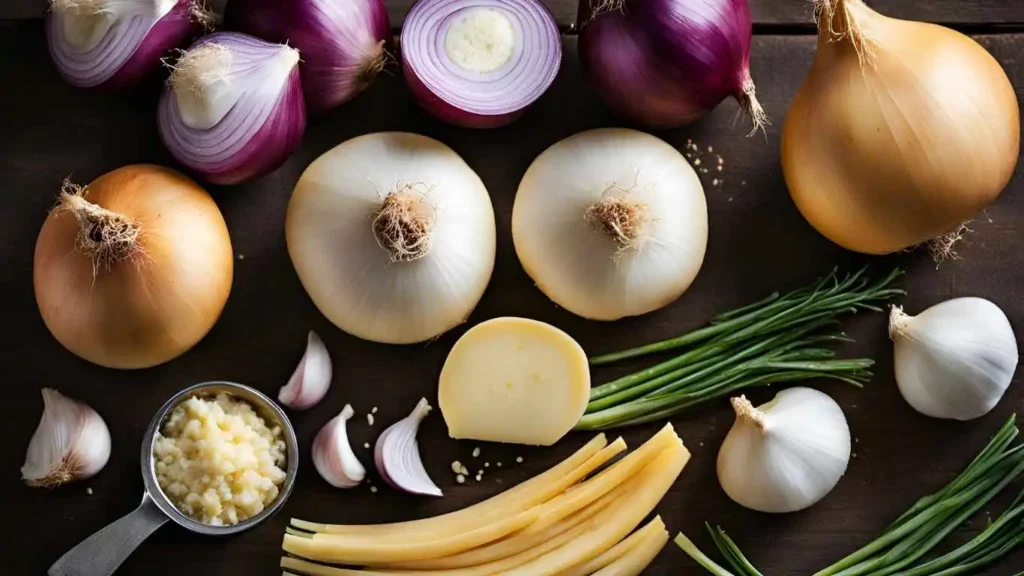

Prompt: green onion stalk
xmin=676 ymin=415 xmax=1024 ymax=576
xmin=575 ymin=268 xmax=904 ymax=430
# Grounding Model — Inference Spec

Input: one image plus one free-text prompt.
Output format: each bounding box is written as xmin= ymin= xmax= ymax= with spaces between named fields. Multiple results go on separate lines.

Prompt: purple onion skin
xmin=46 ymin=0 xmax=196 ymax=90
xmin=226 ymin=0 xmax=392 ymax=114
xmin=157 ymin=35 xmax=308 ymax=185
xmin=402 ymin=61 xmax=522 ymax=129
xmin=579 ymin=0 xmax=755 ymax=129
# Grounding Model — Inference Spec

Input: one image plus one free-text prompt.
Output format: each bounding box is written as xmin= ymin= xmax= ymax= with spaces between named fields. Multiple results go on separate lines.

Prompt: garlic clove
xmin=22 ymin=389 xmax=111 ymax=488
xmin=717 ymin=388 xmax=851 ymax=513
xmin=279 ymin=330 xmax=333 ymax=410
xmin=375 ymin=398 xmax=443 ymax=497
xmin=312 ymin=404 xmax=365 ymax=488
xmin=890 ymin=298 xmax=1018 ymax=421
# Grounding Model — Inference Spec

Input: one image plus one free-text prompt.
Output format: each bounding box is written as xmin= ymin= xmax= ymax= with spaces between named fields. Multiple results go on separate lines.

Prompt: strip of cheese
xmin=438 ymin=317 xmax=590 ymax=446
xmin=291 ymin=434 xmax=615 ymax=538
xmin=284 ymin=504 xmax=542 ymax=564
xmin=379 ymin=471 xmax=628 ymax=570
xmin=501 ymin=438 xmax=689 ymax=576
xmin=560 ymin=516 xmax=665 ymax=576
xmin=591 ymin=524 xmax=670 ymax=576
xmin=280 ymin=454 xmax=656 ymax=576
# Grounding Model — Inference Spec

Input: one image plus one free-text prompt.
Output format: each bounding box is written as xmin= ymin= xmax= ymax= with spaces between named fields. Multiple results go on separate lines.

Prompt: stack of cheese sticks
xmin=281 ymin=424 xmax=689 ymax=576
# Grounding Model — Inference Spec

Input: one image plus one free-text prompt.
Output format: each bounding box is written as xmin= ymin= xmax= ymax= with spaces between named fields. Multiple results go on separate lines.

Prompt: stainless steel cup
xmin=48 ymin=381 xmax=299 ymax=576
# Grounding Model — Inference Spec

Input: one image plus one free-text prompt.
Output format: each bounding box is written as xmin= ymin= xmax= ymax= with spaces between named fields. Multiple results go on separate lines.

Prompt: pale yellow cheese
xmin=561 ymin=516 xmax=665 ymax=576
xmin=291 ymin=435 xmax=622 ymax=541
xmin=439 ymin=317 xmax=591 ymax=446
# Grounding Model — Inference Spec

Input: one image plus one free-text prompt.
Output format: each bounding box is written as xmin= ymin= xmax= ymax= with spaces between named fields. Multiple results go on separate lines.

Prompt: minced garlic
xmin=154 ymin=394 xmax=287 ymax=526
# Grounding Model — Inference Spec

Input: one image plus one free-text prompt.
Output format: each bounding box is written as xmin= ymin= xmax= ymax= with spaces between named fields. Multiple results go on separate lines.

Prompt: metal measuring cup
xmin=48 ymin=381 xmax=300 ymax=576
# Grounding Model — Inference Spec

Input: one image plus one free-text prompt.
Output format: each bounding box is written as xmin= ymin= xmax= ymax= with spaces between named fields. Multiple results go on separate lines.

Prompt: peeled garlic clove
xmin=279 ymin=330 xmax=332 ymax=410
xmin=717 ymin=388 xmax=851 ymax=513
xmin=312 ymin=404 xmax=365 ymax=488
xmin=22 ymin=389 xmax=111 ymax=488
xmin=375 ymin=398 xmax=442 ymax=497
xmin=890 ymin=298 xmax=1018 ymax=421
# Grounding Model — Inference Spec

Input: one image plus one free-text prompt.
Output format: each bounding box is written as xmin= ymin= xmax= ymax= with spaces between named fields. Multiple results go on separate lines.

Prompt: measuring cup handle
xmin=48 ymin=493 xmax=168 ymax=576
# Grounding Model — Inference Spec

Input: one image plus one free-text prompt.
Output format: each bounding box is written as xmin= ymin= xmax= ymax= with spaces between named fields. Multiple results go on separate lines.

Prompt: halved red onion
xmin=157 ymin=32 xmax=306 ymax=185
xmin=226 ymin=0 xmax=391 ymax=114
xmin=401 ymin=0 xmax=561 ymax=128
xmin=46 ymin=0 xmax=198 ymax=89
xmin=374 ymin=398 xmax=442 ymax=497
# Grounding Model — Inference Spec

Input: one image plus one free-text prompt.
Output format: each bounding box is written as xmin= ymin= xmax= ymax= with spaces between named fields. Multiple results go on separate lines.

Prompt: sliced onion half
xmin=401 ymin=0 xmax=561 ymax=128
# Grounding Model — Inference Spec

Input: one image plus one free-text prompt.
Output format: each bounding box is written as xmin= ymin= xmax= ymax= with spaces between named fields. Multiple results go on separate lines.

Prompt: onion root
xmin=926 ymin=223 xmax=971 ymax=266
xmin=737 ymin=78 xmax=768 ymax=137
xmin=167 ymin=43 xmax=233 ymax=96
xmin=586 ymin=193 xmax=649 ymax=252
xmin=815 ymin=0 xmax=875 ymax=66
xmin=57 ymin=180 xmax=144 ymax=274
xmin=372 ymin=184 xmax=436 ymax=262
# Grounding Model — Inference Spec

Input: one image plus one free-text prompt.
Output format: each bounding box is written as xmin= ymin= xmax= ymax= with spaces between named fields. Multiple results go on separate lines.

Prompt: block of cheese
xmin=438 ymin=317 xmax=591 ymax=446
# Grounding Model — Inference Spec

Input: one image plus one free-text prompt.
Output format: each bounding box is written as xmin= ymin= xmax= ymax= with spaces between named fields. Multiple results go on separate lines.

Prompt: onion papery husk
xmin=46 ymin=0 xmax=201 ymax=90
xmin=781 ymin=0 xmax=1020 ymax=255
xmin=33 ymin=165 xmax=233 ymax=369
xmin=578 ymin=0 xmax=766 ymax=132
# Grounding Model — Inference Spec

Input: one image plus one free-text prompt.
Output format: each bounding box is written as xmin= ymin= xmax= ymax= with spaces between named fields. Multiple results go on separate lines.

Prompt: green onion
xmin=576 ymin=268 xmax=903 ymax=431
xmin=675 ymin=414 xmax=1024 ymax=576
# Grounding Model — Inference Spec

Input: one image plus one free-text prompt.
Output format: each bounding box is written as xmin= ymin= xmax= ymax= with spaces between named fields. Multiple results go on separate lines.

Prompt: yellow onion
xmin=782 ymin=0 xmax=1020 ymax=254
xmin=34 ymin=165 xmax=234 ymax=369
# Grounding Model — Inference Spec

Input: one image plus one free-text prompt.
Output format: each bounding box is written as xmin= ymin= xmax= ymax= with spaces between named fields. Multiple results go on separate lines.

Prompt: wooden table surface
xmin=2 ymin=1 xmax=1022 ymax=575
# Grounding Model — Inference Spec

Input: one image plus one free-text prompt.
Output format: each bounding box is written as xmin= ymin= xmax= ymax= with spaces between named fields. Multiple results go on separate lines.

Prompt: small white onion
xmin=890 ymin=298 xmax=1018 ymax=421
xmin=512 ymin=128 xmax=708 ymax=321
xmin=717 ymin=388 xmax=851 ymax=513
xmin=286 ymin=132 xmax=496 ymax=344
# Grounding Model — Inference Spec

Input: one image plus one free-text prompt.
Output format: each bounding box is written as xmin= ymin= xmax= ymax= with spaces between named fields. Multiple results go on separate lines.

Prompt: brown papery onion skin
xmin=34 ymin=165 xmax=233 ymax=369
xmin=782 ymin=0 xmax=1019 ymax=254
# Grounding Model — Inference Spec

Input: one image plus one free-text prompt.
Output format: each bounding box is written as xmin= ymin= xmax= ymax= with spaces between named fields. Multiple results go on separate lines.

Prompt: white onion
xmin=512 ymin=128 xmax=708 ymax=321
xmin=286 ymin=132 xmax=496 ymax=344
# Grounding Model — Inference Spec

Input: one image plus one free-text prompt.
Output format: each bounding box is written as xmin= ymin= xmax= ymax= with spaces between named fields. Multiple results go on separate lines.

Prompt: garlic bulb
xmin=890 ymin=298 xmax=1018 ymax=421
xmin=22 ymin=389 xmax=111 ymax=488
xmin=312 ymin=404 xmax=365 ymax=488
xmin=717 ymin=388 xmax=851 ymax=513
xmin=279 ymin=330 xmax=332 ymax=410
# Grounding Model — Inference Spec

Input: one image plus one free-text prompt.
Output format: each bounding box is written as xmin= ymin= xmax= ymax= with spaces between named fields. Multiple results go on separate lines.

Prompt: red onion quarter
xmin=158 ymin=32 xmax=306 ymax=185
xmin=227 ymin=0 xmax=391 ymax=114
xmin=401 ymin=0 xmax=561 ymax=128
xmin=578 ymin=0 xmax=766 ymax=131
xmin=47 ymin=0 xmax=198 ymax=89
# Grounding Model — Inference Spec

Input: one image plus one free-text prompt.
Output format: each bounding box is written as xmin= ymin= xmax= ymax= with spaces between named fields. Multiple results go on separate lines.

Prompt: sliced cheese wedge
xmin=439 ymin=317 xmax=590 ymax=446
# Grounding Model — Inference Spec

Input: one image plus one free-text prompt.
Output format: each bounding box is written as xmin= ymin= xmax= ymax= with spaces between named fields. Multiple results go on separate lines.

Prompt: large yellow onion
xmin=782 ymin=0 xmax=1020 ymax=254
xmin=34 ymin=165 xmax=234 ymax=369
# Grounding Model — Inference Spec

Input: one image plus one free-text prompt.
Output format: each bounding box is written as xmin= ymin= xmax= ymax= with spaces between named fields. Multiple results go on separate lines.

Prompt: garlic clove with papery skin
xmin=717 ymin=388 xmax=851 ymax=513
xmin=890 ymin=298 xmax=1018 ymax=421
xmin=22 ymin=389 xmax=111 ymax=488
xmin=278 ymin=330 xmax=333 ymax=410
xmin=312 ymin=404 xmax=365 ymax=488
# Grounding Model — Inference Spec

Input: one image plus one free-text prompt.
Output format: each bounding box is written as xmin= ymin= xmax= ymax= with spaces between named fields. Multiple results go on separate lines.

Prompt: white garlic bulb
xmin=22 ymin=388 xmax=111 ymax=488
xmin=890 ymin=298 xmax=1018 ymax=421
xmin=717 ymin=388 xmax=851 ymax=513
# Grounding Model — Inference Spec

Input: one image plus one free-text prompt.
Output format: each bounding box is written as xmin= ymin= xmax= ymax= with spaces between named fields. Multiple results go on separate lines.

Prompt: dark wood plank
xmin=2 ymin=18 xmax=1023 ymax=576
xmin=7 ymin=0 xmax=1024 ymax=26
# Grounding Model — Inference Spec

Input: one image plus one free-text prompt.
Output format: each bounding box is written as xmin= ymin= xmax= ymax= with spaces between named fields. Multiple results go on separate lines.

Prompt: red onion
xmin=401 ymin=0 xmax=561 ymax=128
xmin=46 ymin=0 xmax=200 ymax=89
xmin=578 ymin=0 xmax=766 ymax=132
xmin=157 ymin=32 xmax=306 ymax=185
xmin=226 ymin=0 xmax=391 ymax=114
xmin=374 ymin=398 xmax=442 ymax=497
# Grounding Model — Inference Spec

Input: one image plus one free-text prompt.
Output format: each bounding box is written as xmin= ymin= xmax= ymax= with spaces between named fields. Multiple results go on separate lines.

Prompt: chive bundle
xmin=676 ymin=414 xmax=1024 ymax=576
xmin=575 ymin=268 xmax=904 ymax=430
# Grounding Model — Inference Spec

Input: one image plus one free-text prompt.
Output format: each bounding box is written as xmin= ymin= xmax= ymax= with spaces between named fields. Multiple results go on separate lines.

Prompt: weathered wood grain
xmin=7 ymin=0 xmax=1024 ymax=26
xmin=1 ymin=17 xmax=1022 ymax=576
